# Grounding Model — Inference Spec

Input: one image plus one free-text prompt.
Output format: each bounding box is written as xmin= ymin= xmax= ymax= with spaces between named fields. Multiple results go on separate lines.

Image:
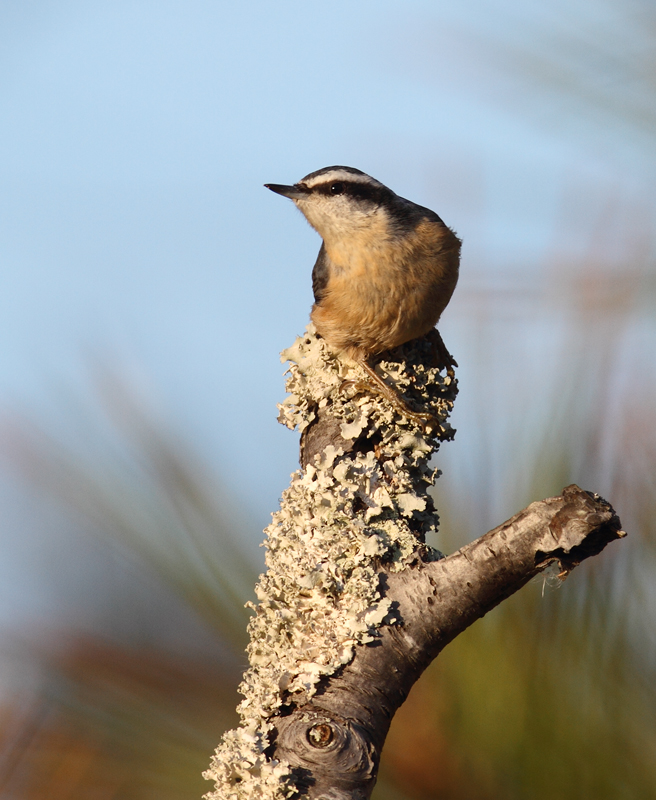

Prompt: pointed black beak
xmin=264 ymin=183 xmax=308 ymax=200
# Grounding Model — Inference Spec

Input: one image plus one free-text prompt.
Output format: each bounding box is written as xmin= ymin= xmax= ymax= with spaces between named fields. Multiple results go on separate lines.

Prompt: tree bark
xmin=272 ymin=485 xmax=624 ymax=800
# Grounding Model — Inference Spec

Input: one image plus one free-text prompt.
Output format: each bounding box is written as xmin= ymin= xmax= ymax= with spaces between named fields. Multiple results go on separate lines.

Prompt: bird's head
xmin=265 ymin=166 xmax=397 ymax=244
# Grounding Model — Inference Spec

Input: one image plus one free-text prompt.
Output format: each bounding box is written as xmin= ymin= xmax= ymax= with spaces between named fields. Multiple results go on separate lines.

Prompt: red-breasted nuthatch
xmin=265 ymin=166 xmax=461 ymax=426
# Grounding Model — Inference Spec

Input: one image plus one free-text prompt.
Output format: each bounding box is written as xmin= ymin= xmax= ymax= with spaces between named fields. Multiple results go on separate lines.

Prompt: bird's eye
xmin=330 ymin=182 xmax=344 ymax=195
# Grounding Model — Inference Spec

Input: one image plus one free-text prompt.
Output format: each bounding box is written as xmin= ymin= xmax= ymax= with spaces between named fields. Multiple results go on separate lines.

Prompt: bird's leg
xmin=427 ymin=328 xmax=458 ymax=375
xmin=341 ymin=357 xmax=438 ymax=432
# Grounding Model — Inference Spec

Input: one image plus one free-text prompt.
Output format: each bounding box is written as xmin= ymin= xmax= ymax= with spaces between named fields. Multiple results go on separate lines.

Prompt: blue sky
xmin=0 ymin=1 xmax=653 ymax=636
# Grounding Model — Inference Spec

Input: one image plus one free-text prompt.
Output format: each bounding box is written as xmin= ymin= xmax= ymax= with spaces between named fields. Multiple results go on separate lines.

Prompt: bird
xmin=265 ymin=166 xmax=461 ymax=428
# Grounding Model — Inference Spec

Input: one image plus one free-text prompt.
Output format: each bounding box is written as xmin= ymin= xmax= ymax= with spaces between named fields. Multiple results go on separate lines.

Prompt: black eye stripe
xmin=311 ymin=180 xmax=391 ymax=205
xmin=311 ymin=181 xmax=348 ymax=196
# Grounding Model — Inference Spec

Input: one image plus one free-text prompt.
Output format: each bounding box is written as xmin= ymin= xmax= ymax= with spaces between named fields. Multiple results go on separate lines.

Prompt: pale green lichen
xmin=204 ymin=325 xmax=457 ymax=800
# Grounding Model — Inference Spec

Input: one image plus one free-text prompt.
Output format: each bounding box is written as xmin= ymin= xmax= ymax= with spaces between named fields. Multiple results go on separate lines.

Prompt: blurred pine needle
xmin=0 ymin=376 xmax=259 ymax=797
xmin=2 ymin=372 xmax=257 ymax=651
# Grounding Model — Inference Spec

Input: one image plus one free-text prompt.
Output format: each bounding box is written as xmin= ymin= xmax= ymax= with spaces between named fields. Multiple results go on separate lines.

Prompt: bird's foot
xmin=339 ymin=364 xmax=439 ymax=434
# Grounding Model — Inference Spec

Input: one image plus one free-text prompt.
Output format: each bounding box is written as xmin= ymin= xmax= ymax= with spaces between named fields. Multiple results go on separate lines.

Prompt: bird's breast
xmin=313 ymin=218 xmax=460 ymax=358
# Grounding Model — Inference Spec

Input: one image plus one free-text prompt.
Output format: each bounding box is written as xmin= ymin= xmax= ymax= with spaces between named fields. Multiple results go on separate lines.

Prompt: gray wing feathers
xmin=312 ymin=243 xmax=331 ymax=303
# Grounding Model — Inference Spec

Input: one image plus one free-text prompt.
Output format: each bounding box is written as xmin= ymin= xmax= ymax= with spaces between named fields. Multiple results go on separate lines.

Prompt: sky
xmin=0 ymin=0 xmax=653 ymax=640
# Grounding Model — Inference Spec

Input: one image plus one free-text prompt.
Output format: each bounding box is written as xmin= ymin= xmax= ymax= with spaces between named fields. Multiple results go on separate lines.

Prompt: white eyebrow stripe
xmin=301 ymin=169 xmax=383 ymax=189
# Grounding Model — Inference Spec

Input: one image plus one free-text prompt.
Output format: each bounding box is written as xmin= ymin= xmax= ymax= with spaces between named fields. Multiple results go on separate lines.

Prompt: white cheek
xmin=322 ymin=214 xmax=358 ymax=240
xmin=296 ymin=199 xmax=375 ymax=240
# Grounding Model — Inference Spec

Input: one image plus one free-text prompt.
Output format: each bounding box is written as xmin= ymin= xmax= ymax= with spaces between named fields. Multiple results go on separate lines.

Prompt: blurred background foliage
xmin=1 ymin=0 xmax=655 ymax=798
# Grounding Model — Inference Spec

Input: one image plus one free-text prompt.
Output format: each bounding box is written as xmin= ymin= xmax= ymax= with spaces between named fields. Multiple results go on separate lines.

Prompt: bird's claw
xmin=339 ymin=379 xmax=370 ymax=396
xmin=340 ymin=378 xmax=438 ymax=433
xmin=408 ymin=411 xmax=440 ymax=434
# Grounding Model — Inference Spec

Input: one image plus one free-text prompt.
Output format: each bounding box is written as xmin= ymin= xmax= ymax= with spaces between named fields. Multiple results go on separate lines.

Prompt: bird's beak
xmin=264 ymin=183 xmax=308 ymax=200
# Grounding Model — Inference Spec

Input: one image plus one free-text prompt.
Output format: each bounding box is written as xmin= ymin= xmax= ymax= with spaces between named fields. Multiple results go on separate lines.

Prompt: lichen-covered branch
xmin=204 ymin=327 xmax=625 ymax=800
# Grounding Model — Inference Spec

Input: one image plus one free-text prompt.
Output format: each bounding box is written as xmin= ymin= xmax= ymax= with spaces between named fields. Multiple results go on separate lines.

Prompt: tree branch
xmin=273 ymin=484 xmax=623 ymax=799
xmin=204 ymin=328 xmax=625 ymax=800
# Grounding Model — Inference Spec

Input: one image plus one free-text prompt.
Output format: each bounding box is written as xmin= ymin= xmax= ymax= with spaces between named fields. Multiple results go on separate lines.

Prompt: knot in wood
xmin=308 ymin=722 xmax=334 ymax=748
xmin=274 ymin=706 xmax=376 ymax=794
